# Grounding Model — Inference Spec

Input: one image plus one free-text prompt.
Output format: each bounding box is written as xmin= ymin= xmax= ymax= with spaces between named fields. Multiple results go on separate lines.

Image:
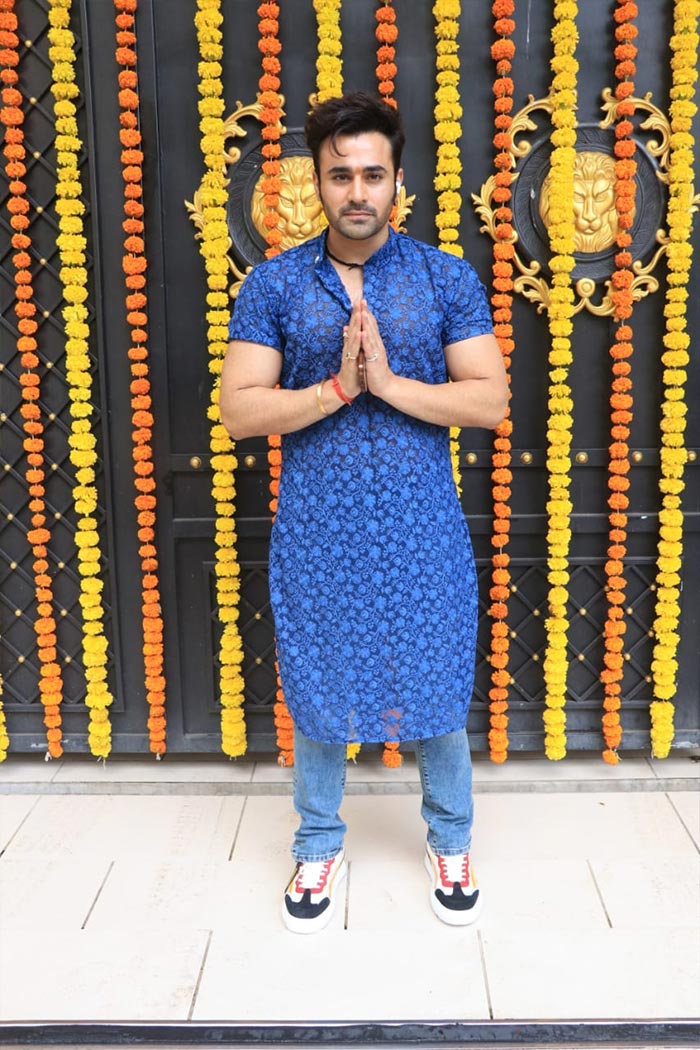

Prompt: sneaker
xmin=282 ymin=850 xmax=347 ymax=934
xmin=425 ymin=843 xmax=482 ymax=926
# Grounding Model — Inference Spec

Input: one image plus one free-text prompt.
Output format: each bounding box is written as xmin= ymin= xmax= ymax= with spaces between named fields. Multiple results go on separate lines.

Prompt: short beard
xmin=318 ymin=187 xmax=394 ymax=242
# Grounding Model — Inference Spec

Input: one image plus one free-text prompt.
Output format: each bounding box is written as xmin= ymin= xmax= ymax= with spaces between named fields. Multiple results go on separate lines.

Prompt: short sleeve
xmin=441 ymin=260 xmax=494 ymax=347
xmin=228 ymin=264 xmax=283 ymax=350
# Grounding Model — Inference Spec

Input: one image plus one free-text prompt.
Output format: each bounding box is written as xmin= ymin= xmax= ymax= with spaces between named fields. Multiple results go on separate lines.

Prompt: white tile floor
xmin=0 ymin=751 xmax=698 ymax=1024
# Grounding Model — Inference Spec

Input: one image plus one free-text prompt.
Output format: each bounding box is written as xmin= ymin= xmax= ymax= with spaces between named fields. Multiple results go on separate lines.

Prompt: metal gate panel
xmin=1 ymin=0 xmax=698 ymax=754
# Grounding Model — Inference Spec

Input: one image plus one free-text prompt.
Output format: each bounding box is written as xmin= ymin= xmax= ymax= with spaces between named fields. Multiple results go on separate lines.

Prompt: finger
xmin=359 ymin=300 xmax=375 ymax=332
xmin=344 ymin=312 xmax=362 ymax=360
xmin=357 ymin=349 xmax=368 ymax=392
xmin=359 ymin=307 xmax=385 ymax=360
xmin=361 ymin=300 xmax=380 ymax=335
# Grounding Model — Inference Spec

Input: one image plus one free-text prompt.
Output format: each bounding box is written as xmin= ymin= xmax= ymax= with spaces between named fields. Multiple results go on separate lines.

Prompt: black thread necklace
xmin=326 ymin=246 xmax=364 ymax=270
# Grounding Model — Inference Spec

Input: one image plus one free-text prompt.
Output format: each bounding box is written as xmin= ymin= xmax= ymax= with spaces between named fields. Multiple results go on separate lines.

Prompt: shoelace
xmin=437 ymin=853 xmax=470 ymax=888
xmin=294 ymin=857 xmax=334 ymax=894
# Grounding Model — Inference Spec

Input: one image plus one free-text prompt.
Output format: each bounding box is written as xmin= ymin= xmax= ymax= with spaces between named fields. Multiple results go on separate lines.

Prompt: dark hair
xmin=304 ymin=91 xmax=405 ymax=177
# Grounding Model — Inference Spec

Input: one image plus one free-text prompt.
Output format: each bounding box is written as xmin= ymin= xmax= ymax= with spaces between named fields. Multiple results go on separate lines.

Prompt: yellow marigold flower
xmin=195 ymin=0 xmax=246 ymax=758
xmin=435 ymin=19 xmax=459 ymax=40
xmin=434 ymin=0 xmax=461 ymax=17
xmin=435 ymin=210 xmax=461 ymax=229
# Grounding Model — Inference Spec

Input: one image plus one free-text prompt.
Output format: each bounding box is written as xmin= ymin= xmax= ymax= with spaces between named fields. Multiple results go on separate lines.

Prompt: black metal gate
xmin=1 ymin=0 xmax=698 ymax=754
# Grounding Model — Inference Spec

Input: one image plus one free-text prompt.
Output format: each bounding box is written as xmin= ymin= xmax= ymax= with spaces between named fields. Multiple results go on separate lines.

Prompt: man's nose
xmin=349 ymin=174 xmax=366 ymax=200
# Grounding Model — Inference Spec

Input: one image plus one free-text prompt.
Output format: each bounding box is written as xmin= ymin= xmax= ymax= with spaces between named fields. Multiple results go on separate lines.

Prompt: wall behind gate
xmin=0 ymin=0 xmax=698 ymax=758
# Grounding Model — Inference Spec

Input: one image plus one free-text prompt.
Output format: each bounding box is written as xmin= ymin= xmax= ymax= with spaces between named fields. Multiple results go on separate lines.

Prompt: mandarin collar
xmin=313 ymin=226 xmax=397 ymax=273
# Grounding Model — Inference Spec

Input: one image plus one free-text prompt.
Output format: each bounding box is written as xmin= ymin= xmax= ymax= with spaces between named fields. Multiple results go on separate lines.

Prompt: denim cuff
xmin=427 ymin=838 xmax=471 ymax=857
xmin=292 ymin=847 xmax=344 ymax=864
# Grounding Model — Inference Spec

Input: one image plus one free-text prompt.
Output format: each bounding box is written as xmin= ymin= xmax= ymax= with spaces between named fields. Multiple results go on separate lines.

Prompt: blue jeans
xmin=292 ymin=727 xmax=474 ymax=862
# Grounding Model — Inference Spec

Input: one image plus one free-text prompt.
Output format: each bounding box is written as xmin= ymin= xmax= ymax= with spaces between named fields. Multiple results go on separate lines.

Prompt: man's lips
xmin=342 ymin=209 xmax=374 ymax=217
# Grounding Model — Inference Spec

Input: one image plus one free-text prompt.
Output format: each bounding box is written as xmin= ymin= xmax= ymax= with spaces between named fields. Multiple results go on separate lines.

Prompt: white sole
xmin=424 ymin=853 xmax=483 ymax=926
xmin=282 ymin=860 xmax=347 ymax=934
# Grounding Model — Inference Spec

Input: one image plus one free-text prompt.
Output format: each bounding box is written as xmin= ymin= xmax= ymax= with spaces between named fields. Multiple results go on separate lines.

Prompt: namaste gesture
xmin=339 ymin=298 xmax=391 ymax=397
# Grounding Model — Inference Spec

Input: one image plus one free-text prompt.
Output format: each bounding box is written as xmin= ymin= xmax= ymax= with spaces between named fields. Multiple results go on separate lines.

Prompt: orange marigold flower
xmin=377 ymin=62 xmax=397 ymax=81
xmin=491 ymin=39 xmax=515 ymax=61
xmin=614 ymin=2 xmax=638 ymax=24
xmin=115 ymin=46 xmax=136 ymax=66
xmin=118 ymin=87 xmax=139 ymax=109
xmin=494 ymin=17 xmax=515 ymax=36
xmin=376 ymin=23 xmax=398 ymax=43
xmin=258 ymin=35 xmax=281 ymax=55
xmin=376 ymin=5 xmax=396 ymax=23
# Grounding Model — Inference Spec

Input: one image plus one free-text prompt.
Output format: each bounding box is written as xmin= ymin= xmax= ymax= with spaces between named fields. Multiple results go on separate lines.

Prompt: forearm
xmin=377 ymin=373 xmax=507 ymax=430
xmin=220 ymin=381 xmax=344 ymax=440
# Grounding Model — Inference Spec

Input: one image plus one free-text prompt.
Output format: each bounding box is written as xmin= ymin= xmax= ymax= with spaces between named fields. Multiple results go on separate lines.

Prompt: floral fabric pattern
xmin=229 ymin=229 xmax=493 ymax=743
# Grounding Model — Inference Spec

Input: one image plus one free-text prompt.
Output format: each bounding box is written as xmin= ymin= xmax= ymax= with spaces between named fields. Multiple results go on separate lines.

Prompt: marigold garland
xmin=448 ymin=434 xmax=462 ymax=499
xmin=266 ymin=436 xmax=293 ymax=763
xmin=432 ymin=0 xmax=463 ymax=260
xmin=257 ymin=2 xmax=283 ymax=260
xmin=432 ymin=0 xmax=465 ymax=564
xmin=313 ymin=0 xmax=343 ymax=101
xmin=195 ymin=0 xmax=247 ymax=758
xmin=541 ymin=0 xmax=579 ymax=761
xmin=113 ymin=0 xmax=166 ymax=755
xmin=0 ymin=2 xmax=9 ymax=757
xmin=376 ymin=0 xmax=401 ymax=768
xmin=600 ymin=0 xmax=639 ymax=766
xmin=48 ymin=0 xmax=114 ymax=758
xmin=1 ymin=0 xmax=65 ymax=758
xmin=433 ymin=0 xmax=463 ymax=735
xmin=268 ymin=436 xmax=282 ymax=518
xmin=0 ymin=673 xmax=7 ymax=760
xmin=374 ymin=0 xmax=402 ymax=313
xmin=265 ymin=453 xmax=294 ymax=765
xmin=254 ymin=2 xmax=296 ymax=764
xmin=486 ymin=0 xmax=516 ymax=764
xmin=649 ymin=0 xmax=699 ymax=759
xmin=375 ymin=2 xmax=398 ymax=108
xmin=273 ymin=658 xmax=294 ymax=765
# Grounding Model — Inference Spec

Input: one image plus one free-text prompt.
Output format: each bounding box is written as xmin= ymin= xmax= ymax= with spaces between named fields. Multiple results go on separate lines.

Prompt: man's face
xmin=313 ymin=131 xmax=401 ymax=242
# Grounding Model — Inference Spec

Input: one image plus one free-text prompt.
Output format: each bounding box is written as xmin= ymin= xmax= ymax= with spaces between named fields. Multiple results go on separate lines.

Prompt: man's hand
xmin=336 ymin=299 xmax=364 ymax=400
xmin=359 ymin=299 xmax=394 ymax=397
xmin=335 ymin=298 xmax=395 ymax=402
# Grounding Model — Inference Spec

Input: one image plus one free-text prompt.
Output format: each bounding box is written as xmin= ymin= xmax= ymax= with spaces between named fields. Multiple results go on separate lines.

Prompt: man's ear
xmin=312 ymin=169 xmax=320 ymax=198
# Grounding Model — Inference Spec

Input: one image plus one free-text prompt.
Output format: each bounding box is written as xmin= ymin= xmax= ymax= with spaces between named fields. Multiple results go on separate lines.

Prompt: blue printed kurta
xmin=229 ymin=229 xmax=493 ymax=744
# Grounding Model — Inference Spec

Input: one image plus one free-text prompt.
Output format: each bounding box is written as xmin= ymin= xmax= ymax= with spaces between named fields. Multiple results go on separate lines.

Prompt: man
xmin=221 ymin=92 xmax=508 ymax=934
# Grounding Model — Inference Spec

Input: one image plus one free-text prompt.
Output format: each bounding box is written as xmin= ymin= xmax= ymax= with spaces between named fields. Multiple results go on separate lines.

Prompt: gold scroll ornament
xmin=471 ymin=89 xmax=699 ymax=316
